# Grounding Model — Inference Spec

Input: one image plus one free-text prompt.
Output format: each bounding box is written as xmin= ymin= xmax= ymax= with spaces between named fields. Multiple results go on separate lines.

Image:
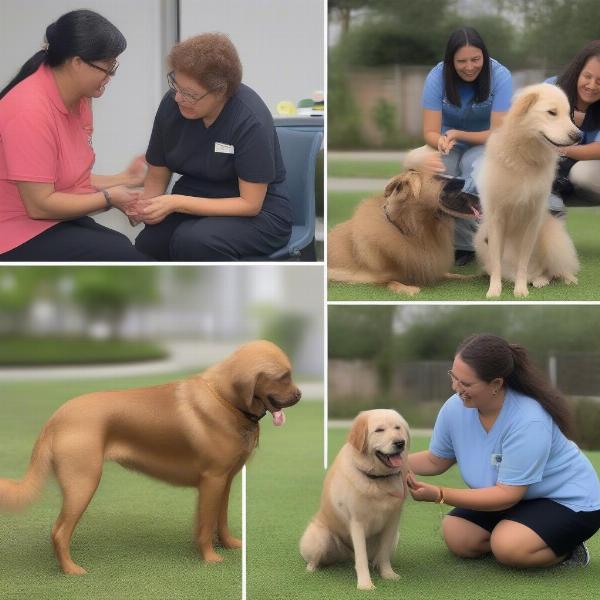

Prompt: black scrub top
xmin=146 ymin=83 xmax=292 ymax=224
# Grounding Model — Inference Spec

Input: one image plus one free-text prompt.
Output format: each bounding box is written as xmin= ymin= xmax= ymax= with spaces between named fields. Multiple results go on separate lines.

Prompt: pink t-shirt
xmin=0 ymin=64 xmax=96 ymax=254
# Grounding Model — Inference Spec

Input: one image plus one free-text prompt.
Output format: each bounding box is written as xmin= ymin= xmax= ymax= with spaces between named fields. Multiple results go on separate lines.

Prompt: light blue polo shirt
xmin=545 ymin=75 xmax=600 ymax=144
xmin=422 ymin=58 xmax=512 ymax=149
xmin=430 ymin=388 xmax=600 ymax=511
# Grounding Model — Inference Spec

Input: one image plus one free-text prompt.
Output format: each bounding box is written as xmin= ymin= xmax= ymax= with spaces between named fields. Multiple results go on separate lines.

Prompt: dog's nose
xmin=294 ymin=388 xmax=302 ymax=401
xmin=393 ymin=439 xmax=406 ymax=452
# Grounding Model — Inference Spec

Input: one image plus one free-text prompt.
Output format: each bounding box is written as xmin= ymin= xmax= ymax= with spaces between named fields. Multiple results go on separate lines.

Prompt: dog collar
xmin=202 ymin=379 xmax=264 ymax=424
xmin=383 ymin=204 xmax=412 ymax=236
xmin=358 ymin=468 xmax=403 ymax=480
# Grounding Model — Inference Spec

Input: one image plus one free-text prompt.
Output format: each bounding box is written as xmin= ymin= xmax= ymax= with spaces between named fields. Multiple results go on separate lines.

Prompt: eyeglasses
xmin=448 ymin=370 xmax=479 ymax=389
xmin=83 ymin=59 xmax=119 ymax=77
xmin=167 ymin=71 xmax=210 ymax=104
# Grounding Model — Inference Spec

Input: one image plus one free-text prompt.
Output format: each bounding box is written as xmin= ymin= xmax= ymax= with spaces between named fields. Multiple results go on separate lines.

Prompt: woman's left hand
xmin=137 ymin=195 xmax=177 ymax=225
xmin=407 ymin=475 xmax=442 ymax=503
xmin=123 ymin=155 xmax=147 ymax=187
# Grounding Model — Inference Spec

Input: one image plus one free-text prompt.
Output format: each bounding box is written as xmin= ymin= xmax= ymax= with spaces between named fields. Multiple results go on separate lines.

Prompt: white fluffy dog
xmin=474 ymin=83 xmax=581 ymax=298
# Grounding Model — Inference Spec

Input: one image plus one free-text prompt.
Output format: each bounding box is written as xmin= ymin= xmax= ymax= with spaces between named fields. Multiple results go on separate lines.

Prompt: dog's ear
xmin=348 ymin=412 xmax=369 ymax=454
xmin=384 ymin=174 xmax=409 ymax=198
xmin=512 ymin=91 xmax=539 ymax=117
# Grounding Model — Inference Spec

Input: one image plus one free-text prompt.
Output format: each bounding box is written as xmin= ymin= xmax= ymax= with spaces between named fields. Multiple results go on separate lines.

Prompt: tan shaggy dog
xmin=474 ymin=83 xmax=581 ymax=297
xmin=328 ymin=171 xmax=480 ymax=295
xmin=0 ymin=340 xmax=301 ymax=575
xmin=300 ymin=409 xmax=410 ymax=590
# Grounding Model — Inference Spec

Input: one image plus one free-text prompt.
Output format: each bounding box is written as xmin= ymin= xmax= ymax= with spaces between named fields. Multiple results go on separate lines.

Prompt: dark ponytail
xmin=457 ymin=334 xmax=573 ymax=438
xmin=0 ymin=10 xmax=126 ymax=100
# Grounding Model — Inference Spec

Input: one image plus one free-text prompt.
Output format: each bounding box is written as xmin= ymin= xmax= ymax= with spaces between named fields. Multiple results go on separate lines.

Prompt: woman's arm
xmin=560 ymin=141 xmax=600 ymax=161
xmin=140 ymin=165 xmax=172 ymax=199
xmin=408 ymin=477 xmax=528 ymax=511
xmin=408 ymin=450 xmax=455 ymax=476
xmin=445 ymin=111 xmax=508 ymax=146
xmin=423 ymin=109 xmax=445 ymax=150
xmin=16 ymin=181 xmax=139 ymax=220
xmin=91 ymin=155 xmax=147 ymax=189
xmin=139 ymin=179 xmax=268 ymax=225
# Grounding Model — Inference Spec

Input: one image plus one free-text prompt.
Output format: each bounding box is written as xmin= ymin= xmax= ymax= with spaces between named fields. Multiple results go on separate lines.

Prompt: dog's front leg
xmin=486 ymin=222 xmax=504 ymax=298
xmin=373 ymin=511 xmax=401 ymax=580
xmin=196 ymin=474 xmax=229 ymax=563
xmin=514 ymin=210 xmax=545 ymax=297
xmin=217 ymin=473 xmax=242 ymax=549
xmin=349 ymin=519 xmax=374 ymax=590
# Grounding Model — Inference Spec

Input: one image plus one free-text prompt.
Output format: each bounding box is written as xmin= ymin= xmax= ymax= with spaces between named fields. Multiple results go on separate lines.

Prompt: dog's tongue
xmin=389 ymin=454 xmax=404 ymax=467
xmin=272 ymin=409 xmax=286 ymax=427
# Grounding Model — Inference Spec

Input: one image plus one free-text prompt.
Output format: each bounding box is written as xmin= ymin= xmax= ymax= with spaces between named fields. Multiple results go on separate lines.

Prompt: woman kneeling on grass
xmin=408 ymin=334 xmax=600 ymax=568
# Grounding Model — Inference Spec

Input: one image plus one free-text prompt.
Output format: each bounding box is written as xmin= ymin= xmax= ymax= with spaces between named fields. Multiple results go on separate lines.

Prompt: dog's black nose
xmin=393 ymin=439 xmax=406 ymax=451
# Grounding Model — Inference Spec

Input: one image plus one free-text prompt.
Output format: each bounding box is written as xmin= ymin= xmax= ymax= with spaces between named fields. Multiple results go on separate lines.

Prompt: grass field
xmin=0 ymin=373 xmax=242 ymax=600
xmin=248 ymin=404 xmax=600 ymax=600
xmin=328 ymin=190 xmax=600 ymax=301
xmin=328 ymin=160 xmax=401 ymax=180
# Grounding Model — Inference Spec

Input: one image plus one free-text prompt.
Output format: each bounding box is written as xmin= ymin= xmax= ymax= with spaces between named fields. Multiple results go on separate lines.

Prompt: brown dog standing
xmin=0 ymin=340 xmax=301 ymax=574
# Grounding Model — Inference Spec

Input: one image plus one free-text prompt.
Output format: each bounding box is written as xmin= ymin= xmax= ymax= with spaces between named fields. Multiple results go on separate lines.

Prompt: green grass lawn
xmin=248 ymin=408 xmax=600 ymax=600
xmin=328 ymin=191 xmax=600 ymax=301
xmin=328 ymin=160 xmax=402 ymax=180
xmin=0 ymin=374 xmax=241 ymax=600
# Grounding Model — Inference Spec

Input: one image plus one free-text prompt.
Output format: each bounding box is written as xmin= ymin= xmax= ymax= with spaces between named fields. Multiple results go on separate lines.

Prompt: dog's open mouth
xmin=435 ymin=177 xmax=482 ymax=220
xmin=375 ymin=450 xmax=404 ymax=469
xmin=260 ymin=391 xmax=302 ymax=427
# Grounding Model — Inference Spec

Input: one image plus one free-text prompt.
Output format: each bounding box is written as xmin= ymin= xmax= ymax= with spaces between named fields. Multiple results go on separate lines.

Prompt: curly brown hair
xmin=168 ymin=32 xmax=242 ymax=98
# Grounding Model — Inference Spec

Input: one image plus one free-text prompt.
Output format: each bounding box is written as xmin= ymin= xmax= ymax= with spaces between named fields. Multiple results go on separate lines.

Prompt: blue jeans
xmin=442 ymin=144 xmax=484 ymax=251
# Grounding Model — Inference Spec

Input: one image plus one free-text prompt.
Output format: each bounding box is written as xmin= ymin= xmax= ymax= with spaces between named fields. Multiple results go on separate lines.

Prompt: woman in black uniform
xmin=133 ymin=33 xmax=292 ymax=261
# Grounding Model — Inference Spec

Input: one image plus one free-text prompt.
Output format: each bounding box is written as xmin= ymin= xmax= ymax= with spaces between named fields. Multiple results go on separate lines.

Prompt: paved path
xmin=329 ymin=151 xmax=408 ymax=161
xmin=328 ymin=177 xmax=389 ymax=192
xmin=0 ymin=339 xmax=323 ymax=399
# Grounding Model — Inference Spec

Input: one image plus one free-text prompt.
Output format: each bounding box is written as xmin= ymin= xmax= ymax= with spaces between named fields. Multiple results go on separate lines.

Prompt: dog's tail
xmin=0 ymin=426 xmax=53 ymax=511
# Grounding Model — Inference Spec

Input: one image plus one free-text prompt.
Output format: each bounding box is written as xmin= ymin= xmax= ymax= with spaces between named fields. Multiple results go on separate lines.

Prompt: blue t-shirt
xmin=430 ymin=388 xmax=600 ymax=511
xmin=545 ymin=75 xmax=600 ymax=145
xmin=146 ymin=84 xmax=292 ymax=223
xmin=422 ymin=58 xmax=512 ymax=149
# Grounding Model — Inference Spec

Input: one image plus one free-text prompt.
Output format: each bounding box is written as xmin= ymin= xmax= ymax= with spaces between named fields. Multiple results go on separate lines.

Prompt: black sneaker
xmin=561 ymin=543 xmax=590 ymax=567
xmin=454 ymin=250 xmax=475 ymax=267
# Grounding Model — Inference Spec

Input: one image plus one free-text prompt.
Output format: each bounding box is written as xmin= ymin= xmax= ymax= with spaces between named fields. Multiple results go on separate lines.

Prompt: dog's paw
xmin=306 ymin=562 xmax=318 ymax=572
xmin=62 ymin=563 xmax=87 ymax=576
xmin=562 ymin=274 xmax=578 ymax=285
xmin=357 ymin=580 xmax=376 ymax=591
xmin=486 ymin=282 xmax=502 ymax=298
xmin=388 ymin=282 xmax=420 ymax=296
xmin=532 ymin=276 xmax=550 ymax=288
xmin=380 ymin=568 xmax=400 ymax=580
xmin=203 ymin=551 xmax=224 ymax=564
xmin=219 ymin=536 xmax=242 ymax=549
xmin=513 ymin=283 xmax=529 ymax=297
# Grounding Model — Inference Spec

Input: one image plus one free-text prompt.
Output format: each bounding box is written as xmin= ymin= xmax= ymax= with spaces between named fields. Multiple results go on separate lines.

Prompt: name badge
xmin=215 ymin=142 xmax=234 ymax=154
xmin=490 ymin=453 xmax=502 ymax=467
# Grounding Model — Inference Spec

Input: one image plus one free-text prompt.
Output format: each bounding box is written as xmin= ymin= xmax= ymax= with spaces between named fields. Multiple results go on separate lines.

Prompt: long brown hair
xmin=457 ymin=334 xmax=573 ymax=437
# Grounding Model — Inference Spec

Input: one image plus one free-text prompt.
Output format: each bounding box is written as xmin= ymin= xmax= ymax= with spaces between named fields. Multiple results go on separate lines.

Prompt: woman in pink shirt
xmin=0 ymin=9 xmax=147 ymax=261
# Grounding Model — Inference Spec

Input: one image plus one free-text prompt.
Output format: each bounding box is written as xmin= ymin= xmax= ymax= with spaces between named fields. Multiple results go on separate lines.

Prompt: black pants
xmin=0 ymin=217 xmax=148 ymax=261
xmin=135 ymin=212 xmax=291 ymax=261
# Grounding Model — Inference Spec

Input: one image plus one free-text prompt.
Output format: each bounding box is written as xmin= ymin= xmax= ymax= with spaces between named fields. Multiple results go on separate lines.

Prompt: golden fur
xmin=0 ymin=340 xmax=301 ymax=575
xmin=474 ymin=83 xmax=581 ymax=297
xmin=327 ymin=171 xmax=469 ymax=296
xmin=300 ymin=410 xmax=410 ymax=590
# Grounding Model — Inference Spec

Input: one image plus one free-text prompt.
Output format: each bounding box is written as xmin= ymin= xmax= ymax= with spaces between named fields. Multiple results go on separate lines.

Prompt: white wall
xmin=0 ymin=0 xmax=174 ymax=237
xmin=179 ymin=0 xmax=324 ymax=114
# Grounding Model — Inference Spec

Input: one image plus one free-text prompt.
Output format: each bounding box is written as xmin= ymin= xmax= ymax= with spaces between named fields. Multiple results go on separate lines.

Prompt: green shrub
xmin=571 ymin=396 xmax=600 ymax=450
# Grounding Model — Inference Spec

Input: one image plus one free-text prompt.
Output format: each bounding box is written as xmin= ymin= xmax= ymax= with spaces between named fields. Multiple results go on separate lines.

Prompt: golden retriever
xmin=328 ymin=171 xmax=480 ymax=295
xmin=474 ymin=83 xmax=581 ymax=297
xmin=0 ymin=340 xmax=301 ymax=575
xmin=300 ymin=409 xmax=410 ymax=590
